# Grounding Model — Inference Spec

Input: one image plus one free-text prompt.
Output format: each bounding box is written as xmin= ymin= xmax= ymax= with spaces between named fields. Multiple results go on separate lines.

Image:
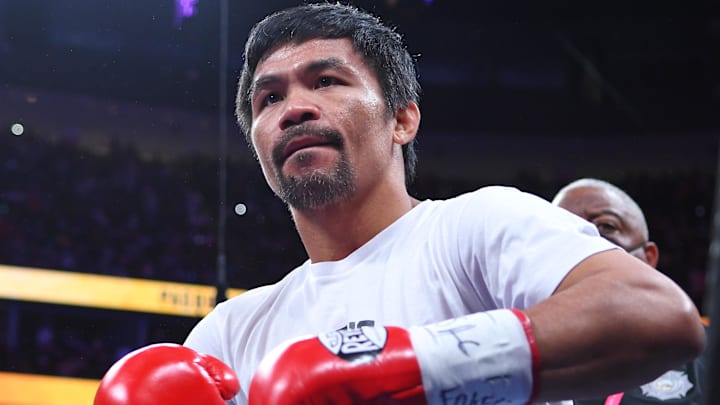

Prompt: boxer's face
xmin=248 ymin=38 xmax=396 ymax=211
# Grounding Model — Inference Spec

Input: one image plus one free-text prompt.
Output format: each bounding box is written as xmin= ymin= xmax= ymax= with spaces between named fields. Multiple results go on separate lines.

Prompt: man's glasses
xmin=623 ymin=241 xmax=647 ymax=254
xmin=602 ymin=236 xmax=646 ymax=254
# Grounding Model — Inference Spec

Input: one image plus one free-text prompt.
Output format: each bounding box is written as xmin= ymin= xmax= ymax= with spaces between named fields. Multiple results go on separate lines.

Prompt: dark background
xmin=2 ymin=0 xmax=718 ymax=132
xmin=0 ymin=0 xmax=718 ymax=380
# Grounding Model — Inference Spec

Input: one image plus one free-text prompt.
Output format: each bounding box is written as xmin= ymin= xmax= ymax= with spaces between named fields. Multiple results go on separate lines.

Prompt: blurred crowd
xmin=0 ymin=132 xmax=304 ymax=289
xmin=0 ymin=131 xmax=715 ymax=379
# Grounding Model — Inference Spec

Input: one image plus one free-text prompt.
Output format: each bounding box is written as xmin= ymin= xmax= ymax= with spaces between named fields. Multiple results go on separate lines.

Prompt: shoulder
xmin=209 ymin=260 xmax=313 ymax=319
xmin=440 ymin=185 xmax=551 ymax=211
xmin=185 ymin=267 xmax=306 ymax=344
xmin=185 ymin=284 xmax=277 ymax=343
xmin=214 ymin=265 xmax=310 ymax=317
xmin=437 ymin=185 xmax=584 ymax=229
xmin=215 ymin=284 xmax=278 ymax=316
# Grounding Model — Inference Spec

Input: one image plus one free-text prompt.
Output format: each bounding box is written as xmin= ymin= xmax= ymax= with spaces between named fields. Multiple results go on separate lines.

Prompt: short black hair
xmin=235 ymin=2 xmax=421 ymax=186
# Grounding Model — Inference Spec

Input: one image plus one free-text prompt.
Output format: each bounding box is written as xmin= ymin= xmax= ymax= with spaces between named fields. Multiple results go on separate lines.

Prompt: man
xmin=552 ymin=178 xmax=708 ymax=405
xmin=94 ymin=4 xmax=705 ymax=405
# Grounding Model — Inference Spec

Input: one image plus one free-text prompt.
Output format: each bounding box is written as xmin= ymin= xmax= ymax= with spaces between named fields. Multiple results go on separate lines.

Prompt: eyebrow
xmin=590 ymin=209 xmax=627 ymax=225
xmin=305 ymin=57 xmax=351 ymax=76
xmin=250 ymin=57 xmax=352 ymax=99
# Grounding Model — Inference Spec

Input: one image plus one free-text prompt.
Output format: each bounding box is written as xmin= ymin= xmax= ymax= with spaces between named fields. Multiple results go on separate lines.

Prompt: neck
xmin=291 ymin=185 xmax=420 ymax=263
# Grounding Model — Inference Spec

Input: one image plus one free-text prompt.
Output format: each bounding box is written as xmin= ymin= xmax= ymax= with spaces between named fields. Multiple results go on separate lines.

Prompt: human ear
xmin=643 ymin=241 xmax=660 ymax=268
xmin=392 ymin=101 xmax=420 ymax=146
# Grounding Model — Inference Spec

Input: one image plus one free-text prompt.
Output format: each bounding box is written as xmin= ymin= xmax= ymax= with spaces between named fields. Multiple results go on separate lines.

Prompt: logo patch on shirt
xmin=639 ymin=370 xmax=693 ymax=400
xmin=318 ymin=326 xmax=387 ymax=364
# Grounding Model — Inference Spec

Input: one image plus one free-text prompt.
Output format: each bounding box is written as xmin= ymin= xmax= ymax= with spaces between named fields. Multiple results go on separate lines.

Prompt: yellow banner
xmin=0 ymin=372 xmax=99 ymax=405
xmin=0 ymin=265 xmax=245 ymax=317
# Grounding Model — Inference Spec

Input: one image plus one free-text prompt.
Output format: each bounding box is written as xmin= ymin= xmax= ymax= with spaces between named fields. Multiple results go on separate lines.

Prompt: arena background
xmin=0 ymin=0 xmax=718 ymax=403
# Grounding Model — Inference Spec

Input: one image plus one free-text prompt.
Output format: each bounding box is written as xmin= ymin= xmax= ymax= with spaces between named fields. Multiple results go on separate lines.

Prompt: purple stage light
xmin=175 ymin=0 xmax=199 ymax=27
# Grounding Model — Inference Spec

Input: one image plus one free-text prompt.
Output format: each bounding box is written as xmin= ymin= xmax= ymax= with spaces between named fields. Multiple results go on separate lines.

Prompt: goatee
xmin=277 ymin=156 xmax=355 ymax=210
xmin=271 ymin=125 xmax=356 ymax=210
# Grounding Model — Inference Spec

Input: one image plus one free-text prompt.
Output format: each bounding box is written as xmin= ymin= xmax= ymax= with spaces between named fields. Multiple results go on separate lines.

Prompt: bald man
xmin=553 ymin=178 xmax=708 ymax=405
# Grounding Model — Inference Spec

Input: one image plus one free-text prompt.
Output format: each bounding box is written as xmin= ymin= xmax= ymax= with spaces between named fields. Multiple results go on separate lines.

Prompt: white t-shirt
xmin=184 ymin=186 xmax=617 ymax=405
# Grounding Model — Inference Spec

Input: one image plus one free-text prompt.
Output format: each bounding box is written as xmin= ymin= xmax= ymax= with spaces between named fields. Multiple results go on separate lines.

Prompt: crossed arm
xmin=93 ymin=249 xmax=706 ymax=405
xmin=528 ymin=248 xmax=706 ymax=401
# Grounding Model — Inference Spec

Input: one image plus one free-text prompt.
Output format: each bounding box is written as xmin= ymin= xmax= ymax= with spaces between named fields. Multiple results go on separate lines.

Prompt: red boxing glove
xmin=94 ymin=343 xmax=239 ymax=405
xmin=249 ymin=326 xmax=427 ymax=405
xmin=249 ymin=309 xmax=539 ymax=405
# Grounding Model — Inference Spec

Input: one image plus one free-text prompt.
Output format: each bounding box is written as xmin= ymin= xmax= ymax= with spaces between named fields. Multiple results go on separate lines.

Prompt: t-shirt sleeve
xmin=184 ymin=303 xmax=239 ymax=405
xmin=452 ymin=186 xmax=618 ymax=309
xmin=184 ymin=310 xmax=221 ymax=354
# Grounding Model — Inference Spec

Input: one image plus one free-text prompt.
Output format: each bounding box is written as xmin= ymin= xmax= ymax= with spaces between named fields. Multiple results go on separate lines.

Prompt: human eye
xmin=594 ymin=221 xmax=618 ymax=236
xmin=315 ymin=76 xmax=341 ymax=88
xmin=253 ymin=92 xmax=282 ymax=112
xmin=262 ymin=92 xmax=282 ymax=106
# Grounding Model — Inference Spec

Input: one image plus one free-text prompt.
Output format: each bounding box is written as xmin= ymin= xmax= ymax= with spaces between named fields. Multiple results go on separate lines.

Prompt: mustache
xmin=271 ymin=124 xmax=344 ymax=168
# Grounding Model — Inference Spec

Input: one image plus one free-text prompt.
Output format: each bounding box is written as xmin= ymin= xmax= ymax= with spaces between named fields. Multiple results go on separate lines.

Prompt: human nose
xmin=278 ymin=89 xmax=321 ymax=131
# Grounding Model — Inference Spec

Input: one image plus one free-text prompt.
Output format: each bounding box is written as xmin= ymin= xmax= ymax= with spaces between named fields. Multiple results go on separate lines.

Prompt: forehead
xmin=254 ymin=38 xmax=371 ymax=79
xmin=558 ymin=186 xmax=626 ymax=214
